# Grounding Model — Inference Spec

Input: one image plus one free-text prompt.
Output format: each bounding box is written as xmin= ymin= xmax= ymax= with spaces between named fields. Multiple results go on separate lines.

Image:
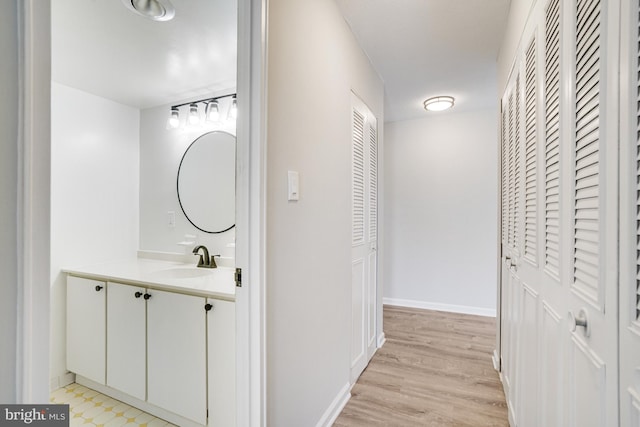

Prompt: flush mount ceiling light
xmin=121 ymin=0 xmax=176 ymax=22
xmin=423 ymin=96 xmax=455 ymax=112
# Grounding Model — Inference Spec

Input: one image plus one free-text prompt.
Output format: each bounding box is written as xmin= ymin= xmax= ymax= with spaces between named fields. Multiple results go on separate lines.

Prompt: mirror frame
xmin=176 ymin=130 xmax=236 ymax=234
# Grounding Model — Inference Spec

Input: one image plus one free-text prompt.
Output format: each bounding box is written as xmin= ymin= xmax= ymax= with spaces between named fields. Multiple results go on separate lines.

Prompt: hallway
xmin=334 ymin=306 xmax=507 ymax=426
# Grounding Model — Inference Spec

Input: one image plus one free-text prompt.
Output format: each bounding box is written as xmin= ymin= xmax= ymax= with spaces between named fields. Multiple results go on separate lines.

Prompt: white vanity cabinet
xmin=147 ymin=289 xmax=207 ymax=425
xmin=65 ymin=264 xmax=235 ymax=427
xmin=106 ymin=281 xmax=146 ymax=400
xmin=67 ymin=276 xmax=106 ymax=385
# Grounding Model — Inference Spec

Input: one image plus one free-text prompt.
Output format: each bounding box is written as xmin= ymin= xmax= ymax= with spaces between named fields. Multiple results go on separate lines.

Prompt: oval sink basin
xmin=149 ymin=267 xmax=215 ymax=279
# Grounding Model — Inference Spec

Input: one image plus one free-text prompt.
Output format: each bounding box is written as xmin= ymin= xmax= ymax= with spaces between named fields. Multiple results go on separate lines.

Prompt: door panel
xmin=66 ymin=276 xmax=106 ymax=385
xmin=619 ymin=0 xmax=640 ymax=424
xmin=517 ymin=283 xmax=538 ymax=427
xmin=350 ymin=258 xmax=365 ymax=381
xmin=540 ymin=302 xmax=563 ymax=426
xmin=106 ymin=282 xmax=146 ymax=401
xmin=568 ymin=336 xmax=606 ymax=426
xmin=350 ymin=94 xmax=378 ymax=382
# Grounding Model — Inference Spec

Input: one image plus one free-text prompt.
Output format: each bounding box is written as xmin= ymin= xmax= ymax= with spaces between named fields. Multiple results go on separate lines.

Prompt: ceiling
xmin=52 ymin=0 xmax=509 ymax=119
xmin=335 ymin=0 xmax=511 ymax=122
xmin=52 ymin=0 xmax=237 ymax=109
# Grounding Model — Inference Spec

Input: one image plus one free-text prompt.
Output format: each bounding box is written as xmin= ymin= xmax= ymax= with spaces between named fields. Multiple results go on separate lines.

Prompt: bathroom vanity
xmin=64 ymin=258 xmax=235 ymax=427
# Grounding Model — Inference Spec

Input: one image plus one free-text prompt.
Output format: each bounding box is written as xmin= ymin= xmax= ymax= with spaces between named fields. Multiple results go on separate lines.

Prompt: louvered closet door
xmin=350 ymin=93 xmax=378 ymax=383
xmin=537 ymin=0 xmax=567 ymax=424
xmin=566 ymin=0 xmax=619 ymax=424
xmin=619 ymin=0 xmax=640 ymax=424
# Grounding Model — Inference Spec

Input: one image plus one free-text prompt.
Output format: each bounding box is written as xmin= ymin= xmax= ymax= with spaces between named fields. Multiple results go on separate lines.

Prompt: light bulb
xmin=167 ymin=107 xmax=180 ymax=129
xmin=188 ymin=103 xmax=200 ymax=125
xmin=228 ymin=96 xmax=237 ymax=120
xmin=205 ymin=100 xmax=220 ymax=122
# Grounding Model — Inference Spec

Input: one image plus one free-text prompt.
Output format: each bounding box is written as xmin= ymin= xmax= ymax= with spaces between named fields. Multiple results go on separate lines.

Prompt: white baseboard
xmin=377 ymin=332 xmax=386 ymax=348
xmin=492 ymin=349 xmax=501 ymax=372
xmin=315 ymin=382 xmax=351 ymax=427
xmin=49 ymin=372 xmax=76 ymax=392
xmin=76 ymin=376 xmax=201 ymax=427
xmin=383 ymin=298 xmax=496 ymax=317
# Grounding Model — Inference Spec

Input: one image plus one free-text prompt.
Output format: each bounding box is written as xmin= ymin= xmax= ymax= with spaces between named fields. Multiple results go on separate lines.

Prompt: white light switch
xmin=287 ymin=171 xmax=299 ymax=201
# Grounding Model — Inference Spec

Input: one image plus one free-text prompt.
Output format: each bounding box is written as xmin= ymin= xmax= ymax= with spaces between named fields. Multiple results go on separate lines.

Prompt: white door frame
xmin=15 ymin=0 xmax=52 ymax=403
xmin=18 ymin=1 xmax=269 ymax=424
xmin=236 ymin=0 xmax=268 ymax=425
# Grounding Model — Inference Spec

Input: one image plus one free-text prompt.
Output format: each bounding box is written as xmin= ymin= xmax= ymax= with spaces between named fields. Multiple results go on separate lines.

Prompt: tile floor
xmin=50 ymin=383 xmax=177 ymax=427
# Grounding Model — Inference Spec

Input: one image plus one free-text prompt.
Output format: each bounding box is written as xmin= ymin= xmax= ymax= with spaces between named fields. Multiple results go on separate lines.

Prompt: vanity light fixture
xmin=121 ymin=0 xmax=176 ymax=22
xmin=205 ymin=100 xmax=220 ymax=122
xmin=423 ymin=96 xmax=455 ymax=112
xmin=166 ymin=93 xmax=237 ymax=130
xmin=228 ymin=96 xmax=238 ymax=120
xmin=166 ymin=107 xmax=180 ymax=129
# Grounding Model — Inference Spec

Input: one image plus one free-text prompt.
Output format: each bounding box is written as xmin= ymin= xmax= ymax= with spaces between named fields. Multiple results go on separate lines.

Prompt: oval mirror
xmin=177 ymin=131 xmax=235 ymax=233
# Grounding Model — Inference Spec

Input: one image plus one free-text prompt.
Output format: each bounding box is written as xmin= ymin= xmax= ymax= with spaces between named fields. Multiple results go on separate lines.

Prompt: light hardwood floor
xmin=334 ymin=306 xmax=508 ymax=426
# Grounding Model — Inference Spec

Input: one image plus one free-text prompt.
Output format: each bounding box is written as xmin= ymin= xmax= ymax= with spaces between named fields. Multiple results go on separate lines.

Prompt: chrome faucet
xmin=192 ymin=245 xmax=220 ymax=268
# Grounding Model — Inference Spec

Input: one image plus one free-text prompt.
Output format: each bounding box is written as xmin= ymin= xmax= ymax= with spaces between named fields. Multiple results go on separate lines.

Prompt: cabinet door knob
xmin=143 ymin=293 xmax=152 ymax=300
xmin=205 ymin=303 xmax=213 ymax=311
xmin=95 ymin=285 xmax=103 ymax=291
xmin=135 ymin=291 xmax=143 ymax=298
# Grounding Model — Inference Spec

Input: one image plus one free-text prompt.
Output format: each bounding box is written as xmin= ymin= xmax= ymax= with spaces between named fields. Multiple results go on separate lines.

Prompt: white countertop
xmin=63 ymin=258 xmax=235 ymax=301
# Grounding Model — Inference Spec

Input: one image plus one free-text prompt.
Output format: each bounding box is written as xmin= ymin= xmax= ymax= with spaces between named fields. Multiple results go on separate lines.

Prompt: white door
xmin=499 ymin=0 xmax=620 ymax=424
xmin=565 ymin=0 xmax=618 ymax=424
xmin=66 ymin=276 xmax=106 ymax=385
xmin=351 ymin=93 xmax=378 ymax=382
xmin=147 ymin=289 xmax=207 ymax=425
xmin=620 ymin=0 xmax=640 ymax=424
xmin=106 ymin=282 xmax=146 ymax=401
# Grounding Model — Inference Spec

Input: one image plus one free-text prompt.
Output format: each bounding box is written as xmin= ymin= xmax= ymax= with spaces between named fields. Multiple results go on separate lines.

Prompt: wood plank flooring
xmin=334 ymin=306 xmax=508 ymax=426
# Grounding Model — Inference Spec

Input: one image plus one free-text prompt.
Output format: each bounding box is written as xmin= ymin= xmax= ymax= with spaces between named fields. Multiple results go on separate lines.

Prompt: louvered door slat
xmin=508 ymin=93 xmax=515 ymax=248
xmin=502 ymin=108 xmax=509 ymax=245
xmin=544 ymin=0 xmax=561 ymax=277
xmin=524 ymin=36 xmax=538 ymax=263
xmin=573 ymin=0 xmax=601 ymax=301
xmin=352 ymin=109 xmax=365 ymax=244
xmin=513 ymin=74 xmax=522 ymax=253
xmin=369 ymin=124 xmax=377 ymax=241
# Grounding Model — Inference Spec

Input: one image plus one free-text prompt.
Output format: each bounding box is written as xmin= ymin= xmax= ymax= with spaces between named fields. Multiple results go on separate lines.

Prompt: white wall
xmin=384 ymin=109 xmax=498 ymax=314
xmin=0 ymin=0 xmax=19 ymax=403
xmin=498 ymin=0 xmax=537 ymax=94
xmin=50 ymin=83 xmax=140 ymax=385
xmin=265 ymin=0 xmax=384 ymax=424
xmin=139 ymin=98 xmax=236 ymax=259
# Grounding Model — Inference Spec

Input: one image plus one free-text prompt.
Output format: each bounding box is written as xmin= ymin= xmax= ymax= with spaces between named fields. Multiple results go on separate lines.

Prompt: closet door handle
xmin=569 ymin=308 xmax=590 ymax=337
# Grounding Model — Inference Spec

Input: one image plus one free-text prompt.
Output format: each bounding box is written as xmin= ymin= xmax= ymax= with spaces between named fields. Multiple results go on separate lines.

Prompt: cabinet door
xmin=147 ymin=289 xmax=207 ymax=425
xmin=107 ymin=282 xmax=146 ymax=400
xmin=67 ymin=276 xmax=106 ymax=384
xmin=207 ymin=299 xmax=235 ymax=427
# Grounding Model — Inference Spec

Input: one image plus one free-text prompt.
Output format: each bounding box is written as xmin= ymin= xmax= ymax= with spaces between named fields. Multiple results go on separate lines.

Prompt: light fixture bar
xmin=170 ymin=93 xmax=237 ymax=110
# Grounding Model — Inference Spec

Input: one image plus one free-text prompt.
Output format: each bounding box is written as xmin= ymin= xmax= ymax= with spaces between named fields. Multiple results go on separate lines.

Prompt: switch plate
xmin=168 ymin=211 xmax=175 ymax=227
xmin=287 ymin=171 xmax=299 ymax=201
